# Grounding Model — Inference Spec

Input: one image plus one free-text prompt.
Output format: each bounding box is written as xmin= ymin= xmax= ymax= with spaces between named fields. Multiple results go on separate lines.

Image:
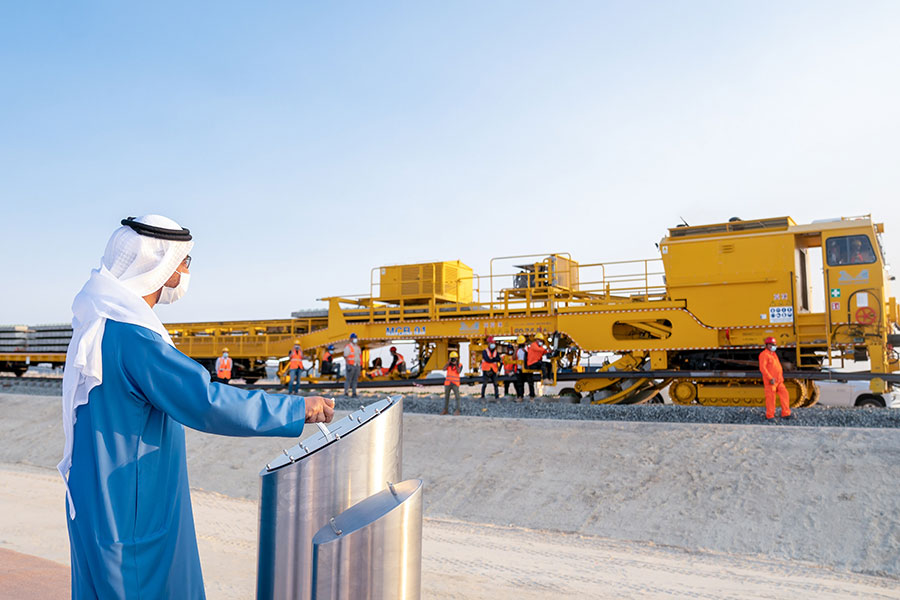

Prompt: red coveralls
xmin=758 ymin=348 xmax=791 ymax=419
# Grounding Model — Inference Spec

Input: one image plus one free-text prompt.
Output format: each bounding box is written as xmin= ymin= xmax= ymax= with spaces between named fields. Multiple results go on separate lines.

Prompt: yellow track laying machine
xmin=3 ymin=215 xmax=898 ymax=406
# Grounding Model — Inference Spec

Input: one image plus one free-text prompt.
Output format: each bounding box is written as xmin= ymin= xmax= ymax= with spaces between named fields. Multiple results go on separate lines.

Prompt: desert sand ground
xmin=1 ymin=392 xmax=899 ymax=598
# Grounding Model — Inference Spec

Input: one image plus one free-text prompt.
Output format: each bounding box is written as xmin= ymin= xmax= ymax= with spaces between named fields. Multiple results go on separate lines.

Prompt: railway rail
xmin=5 ymin=368 xmax=900 ymax=390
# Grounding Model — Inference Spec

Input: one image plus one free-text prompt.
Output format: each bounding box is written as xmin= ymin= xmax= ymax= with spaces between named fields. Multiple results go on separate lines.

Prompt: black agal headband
xmin=121 ymin=217 xmax=192 ymax=241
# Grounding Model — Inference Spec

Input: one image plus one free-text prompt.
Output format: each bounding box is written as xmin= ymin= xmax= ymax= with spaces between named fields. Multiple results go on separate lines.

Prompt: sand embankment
xmin=1 ymin=392 xmax=899 ymax=598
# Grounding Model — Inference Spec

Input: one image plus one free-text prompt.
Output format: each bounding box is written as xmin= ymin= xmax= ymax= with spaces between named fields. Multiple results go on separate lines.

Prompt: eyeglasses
xmin=182 ymin=255 xmax=192 ymax=269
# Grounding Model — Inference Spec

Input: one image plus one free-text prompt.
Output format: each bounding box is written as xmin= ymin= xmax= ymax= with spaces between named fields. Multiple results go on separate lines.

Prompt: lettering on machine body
xmin=385 ymin=326 xmax=427 ymax=336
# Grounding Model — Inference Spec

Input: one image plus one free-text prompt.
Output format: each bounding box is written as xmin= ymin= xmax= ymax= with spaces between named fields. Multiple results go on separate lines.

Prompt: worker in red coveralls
xmin=759 ymin=336 xmax=792 ymax=420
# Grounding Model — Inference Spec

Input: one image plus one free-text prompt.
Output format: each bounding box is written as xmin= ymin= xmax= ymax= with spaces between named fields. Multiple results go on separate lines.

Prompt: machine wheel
xmin=856 ymin=394 xmax=885 ymax=408
xmin=669 ymin=381 xmax=698 ymax=405
xmin=559 ymin=388 xmax=581 ymax=403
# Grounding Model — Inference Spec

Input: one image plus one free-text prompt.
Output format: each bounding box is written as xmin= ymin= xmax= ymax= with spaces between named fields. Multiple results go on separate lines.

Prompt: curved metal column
xmin=257 ymin=396 xmax=403 ymax=600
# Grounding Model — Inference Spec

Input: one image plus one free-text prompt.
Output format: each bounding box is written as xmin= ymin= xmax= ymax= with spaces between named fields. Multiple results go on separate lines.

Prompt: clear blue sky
xmin=2 ymin=1 xmax=899 ymax=325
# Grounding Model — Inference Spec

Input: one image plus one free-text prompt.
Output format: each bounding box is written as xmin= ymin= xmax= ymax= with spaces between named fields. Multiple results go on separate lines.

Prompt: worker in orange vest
xmin=215 ymin=348 xmax=233 ymax=384
xmin=288 ymin=340 xmax=304 ymax=395
xmin=480 ymin=336 xmax=501 ymax=399
xmin=759 ymin=336 xmax=792 ymax=420
xmin=848 ymin=237 xmax=875 ymax=264
xmin=389 ymin=346 xmax=407 ymax=375
xmin=442 ymin=350 xmax=462 ymax=415
xmin=343 ymin=333 xmax=362 ymax=398
xmin=501 ymin=344 xmax=519 ymax=397
xmin=365 ymin=357 xmax=389 ymax=378
xmin=526 ymin=333 xmax=551 ymax=382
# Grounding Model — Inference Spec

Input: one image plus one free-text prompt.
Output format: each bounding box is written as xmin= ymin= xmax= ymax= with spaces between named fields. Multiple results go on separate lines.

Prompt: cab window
xmin=826 ymin=235 xmax=876 ymax=266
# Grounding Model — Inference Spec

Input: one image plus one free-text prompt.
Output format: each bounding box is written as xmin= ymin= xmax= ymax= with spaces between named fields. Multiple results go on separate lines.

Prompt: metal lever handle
xmin=329 ymin=517 xmax=342 ymax=536
xmin=316 ymin=422 xmax=335 ymax=442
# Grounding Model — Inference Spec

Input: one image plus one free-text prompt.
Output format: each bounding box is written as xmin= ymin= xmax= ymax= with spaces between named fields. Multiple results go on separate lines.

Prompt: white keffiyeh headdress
xmin=59 ymin=215 xmax=193 ymax=518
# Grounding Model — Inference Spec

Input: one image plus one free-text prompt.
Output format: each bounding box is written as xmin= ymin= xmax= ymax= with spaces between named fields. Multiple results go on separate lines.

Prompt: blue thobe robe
xmin=66 ymin=320 xmax=305 ymax=599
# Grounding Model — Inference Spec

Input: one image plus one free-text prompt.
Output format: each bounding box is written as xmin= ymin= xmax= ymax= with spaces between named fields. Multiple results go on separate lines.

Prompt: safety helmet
xmin=449 ymin=351 xmax=459 ymax=358
xmin=764 ymin=336 xmax=776 ymax=345
xmin=222 ymin=347 xmax=229 ymax=353
xmin=486 ymin=335 xmax=495 ymax=343
xmin=535 ymin=332 xmax=545 ymax=340
xmin=390 ymin=346 xmax=397 ymax=352
xmin=327 ymin=344 xmax=334 ymax=351
xmin=350 ymin=332 xmax=358 ymax=339
xmin=516 ymin=335 xmax=526 ymax=344
xmin=294 ymin=339 xmax=301 ymax=345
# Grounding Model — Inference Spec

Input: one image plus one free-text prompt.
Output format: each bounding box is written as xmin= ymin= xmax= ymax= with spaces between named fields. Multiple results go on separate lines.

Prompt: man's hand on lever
xmin=304 ymin=396 xmax=335 ymax=423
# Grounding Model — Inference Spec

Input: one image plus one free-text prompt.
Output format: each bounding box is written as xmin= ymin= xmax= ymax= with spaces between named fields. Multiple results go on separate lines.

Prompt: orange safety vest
xmin=216 ymin=356 xmax=232 ymax=379
xmin=391 ymin=352 xmax=405 ymax=369
xmin=289 ymin=348 xmax=303 ymax=369
xmin=445 ymin=363 xmax=461 ymax=386
xmin=503 ymin=355 xmax=518 ymax=374
xmin=758 ymin=349 xmax=783 ymax=384
xmin=344 ymin=343 xmax=360 ymax=366
xmin=365 ymin=366 xmax=389 ymax=378
xmin=526 ymin=342 xmax=547 ymax=366
xmin=323 ymin=350 xmax=332 ymax=362
xmin=481 ymin=348 xmax=499 ymax=372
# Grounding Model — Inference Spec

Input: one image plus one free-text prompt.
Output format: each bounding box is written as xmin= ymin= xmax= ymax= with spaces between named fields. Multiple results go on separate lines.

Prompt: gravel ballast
xmin=4 ymin=377 xmax=899 ymax=428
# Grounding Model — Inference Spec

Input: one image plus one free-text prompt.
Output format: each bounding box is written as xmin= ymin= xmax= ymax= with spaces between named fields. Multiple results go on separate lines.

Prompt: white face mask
xmin=158 ymin=272 xmax=190 ymax=305
xmin=223 ymin=352 xmax=228 ymax=358
xmin=489 ymin=343 xmax=495 ymax=349
xmin=770 ymin=345 xmax=777 ymax=351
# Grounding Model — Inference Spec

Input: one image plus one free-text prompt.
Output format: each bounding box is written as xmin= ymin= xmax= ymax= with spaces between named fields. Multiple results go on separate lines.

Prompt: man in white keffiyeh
xmin=62 ymin=215 xmax=333 ymax=599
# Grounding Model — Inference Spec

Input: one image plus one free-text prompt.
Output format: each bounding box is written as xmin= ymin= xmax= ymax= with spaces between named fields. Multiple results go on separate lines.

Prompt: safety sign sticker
xmin=830 ymin=288 xmax=841 ymax=298
xmin=769 ymin=306 xmax=794 ymax=324
xmin=831 ymin=301 xmax=840 ymax=311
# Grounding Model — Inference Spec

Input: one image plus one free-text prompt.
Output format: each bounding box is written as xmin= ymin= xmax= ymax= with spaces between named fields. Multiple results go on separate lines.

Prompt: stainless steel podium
xmin=256 ymin=396 xmax=407 ymax=600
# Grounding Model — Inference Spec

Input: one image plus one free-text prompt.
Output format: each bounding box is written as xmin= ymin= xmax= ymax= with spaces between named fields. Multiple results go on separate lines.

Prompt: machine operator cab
xmin=660 ymin=215 xmax=898 ymax=379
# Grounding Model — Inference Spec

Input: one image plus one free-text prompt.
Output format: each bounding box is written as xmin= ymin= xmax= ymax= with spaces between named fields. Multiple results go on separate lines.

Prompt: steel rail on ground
xmin=4 ymin=368 xmax=899 ymax=392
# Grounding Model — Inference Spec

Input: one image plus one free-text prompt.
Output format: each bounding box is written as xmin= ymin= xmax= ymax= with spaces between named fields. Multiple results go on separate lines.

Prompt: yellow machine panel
xmin=376 ymin=260 xmax=473 ymax=305
xmin=550 ymin=255 xmax=579 ymax=291
xmin=661 ymin=218 xmax=799 ymax=328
